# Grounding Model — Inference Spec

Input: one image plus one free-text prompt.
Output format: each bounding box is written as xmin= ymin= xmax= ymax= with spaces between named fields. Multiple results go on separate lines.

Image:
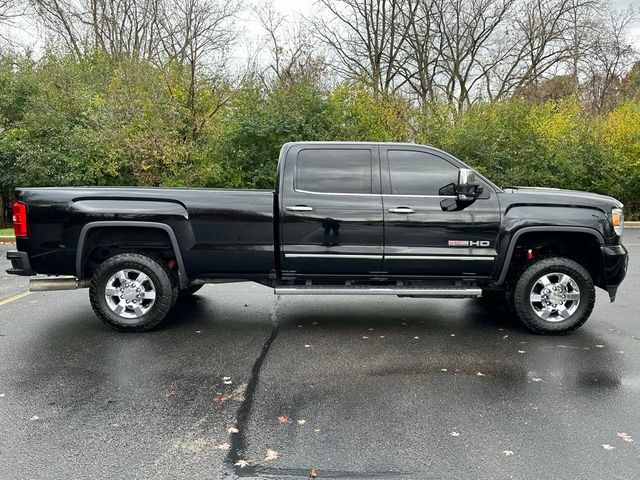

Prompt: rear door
xmin=279 ymin=144 xmax=384 ymax=275
xmin=381 ymin=146 xmax=500 ymax=277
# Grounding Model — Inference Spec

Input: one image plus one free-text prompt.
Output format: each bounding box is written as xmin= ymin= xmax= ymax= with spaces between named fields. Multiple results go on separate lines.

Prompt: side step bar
xmin=275 ymin=286 xmax=482 ymax=298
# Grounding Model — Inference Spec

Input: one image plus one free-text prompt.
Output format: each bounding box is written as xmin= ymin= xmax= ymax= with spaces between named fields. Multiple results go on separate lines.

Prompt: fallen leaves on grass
xmin=617 ymin=432 xmax=634 ymax=443
xmin=602 ymin=444 xmax=615 ymax=450
xmin=503 ymin=450 xmax=514 ymax=456
xmin=518 ymin=350 xmax=526 ymax=354
xmin=476 ymin=372 xmax=485 ymax=377
xmin=264 ymin=448 xmax=280 ymax=461
xmin=297 ymin=419 xmax=306 ymax=425
xmin=228 ymin=427 xmax=239 ymax=434
xmin=450 ymin=432 xmax=460 ymax=437
xmin=277 ymin=414 xmax=290 ymax=424
xmin=304 ymin=344 xmax=312 ymax=348
xmin=234 ymin=459 xmax=249 ymax=468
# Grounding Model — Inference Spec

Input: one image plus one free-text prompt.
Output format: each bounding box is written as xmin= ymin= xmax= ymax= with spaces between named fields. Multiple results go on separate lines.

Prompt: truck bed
xmin=14 ymin=187 xmax=276 ymax=278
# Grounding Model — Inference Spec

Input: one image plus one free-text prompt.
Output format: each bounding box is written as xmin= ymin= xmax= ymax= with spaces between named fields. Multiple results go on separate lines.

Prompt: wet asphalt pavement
xmin=1 ymin=237 xmax=639 ymax=480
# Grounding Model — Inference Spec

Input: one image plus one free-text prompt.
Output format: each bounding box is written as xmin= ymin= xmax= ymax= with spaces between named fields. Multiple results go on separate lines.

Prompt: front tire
xmin=513 ymin=257 xmax=595 ymax=334
xmin=89 ymin=253 xmax=176 ymax=332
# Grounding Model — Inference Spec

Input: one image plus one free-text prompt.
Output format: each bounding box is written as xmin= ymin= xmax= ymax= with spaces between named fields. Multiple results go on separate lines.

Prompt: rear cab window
xmin=295 ymin=149 xmax=373 ymax=194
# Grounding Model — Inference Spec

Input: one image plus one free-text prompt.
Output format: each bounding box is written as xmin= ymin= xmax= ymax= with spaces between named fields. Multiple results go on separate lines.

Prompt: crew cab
xmin=6 ymin=142 xmax=629 ymax=334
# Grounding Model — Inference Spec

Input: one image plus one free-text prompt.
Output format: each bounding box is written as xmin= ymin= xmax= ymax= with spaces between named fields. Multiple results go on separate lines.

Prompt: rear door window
xmin=296 ymin=149 xmax=372 ymax=194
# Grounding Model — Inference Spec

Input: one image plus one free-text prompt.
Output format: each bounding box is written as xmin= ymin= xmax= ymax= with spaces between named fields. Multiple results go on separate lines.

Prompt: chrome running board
xmin=274 ymin=286 xmax=482 ymax=298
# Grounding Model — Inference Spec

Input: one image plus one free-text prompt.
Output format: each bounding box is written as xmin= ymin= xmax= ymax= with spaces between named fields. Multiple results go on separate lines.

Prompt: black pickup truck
xmin=6 ymin=142 xmax=628 ymax=334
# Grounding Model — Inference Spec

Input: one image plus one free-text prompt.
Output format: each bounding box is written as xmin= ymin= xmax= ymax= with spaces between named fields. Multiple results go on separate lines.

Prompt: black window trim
xmin=293 ymin=147 xmax=378 ymax=196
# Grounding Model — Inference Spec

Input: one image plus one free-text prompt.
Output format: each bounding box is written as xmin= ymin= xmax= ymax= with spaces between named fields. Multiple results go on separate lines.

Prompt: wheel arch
xmin=496 ymin=226 xmax=605 ymax=286
xmin=76 ymin=221 xmax=189 ymax=289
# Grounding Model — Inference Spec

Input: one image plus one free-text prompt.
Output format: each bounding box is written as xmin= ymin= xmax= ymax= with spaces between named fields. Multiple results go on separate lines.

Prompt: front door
xmin=280 ymin=144 xmax=384 ymax=276
xmin=381 ymin=146 xmax=500 ymax=277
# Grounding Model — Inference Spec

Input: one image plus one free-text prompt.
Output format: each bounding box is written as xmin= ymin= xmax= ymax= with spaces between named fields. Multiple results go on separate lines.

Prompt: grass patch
xmin=0 ymin=228 xmax=14 ymax=236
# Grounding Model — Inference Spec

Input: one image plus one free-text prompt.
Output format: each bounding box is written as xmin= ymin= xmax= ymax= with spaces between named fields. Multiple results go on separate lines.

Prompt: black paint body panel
xmin=9 ymin=142 xmax=628 ymax=294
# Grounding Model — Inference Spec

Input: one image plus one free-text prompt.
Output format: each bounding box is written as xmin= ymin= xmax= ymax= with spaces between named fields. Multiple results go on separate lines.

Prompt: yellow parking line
xmin=0 ymin=291 xmax=31 ymax=306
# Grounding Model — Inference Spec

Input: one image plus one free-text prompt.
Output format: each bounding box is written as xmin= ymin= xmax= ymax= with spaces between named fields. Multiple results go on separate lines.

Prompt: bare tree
xmin=311 ymin=0 xmax=417 ymax=95
xmin=254 ymin=2 xmax=325 ymax=87
xmin=581 ymin=6 xmax=638 ymax=112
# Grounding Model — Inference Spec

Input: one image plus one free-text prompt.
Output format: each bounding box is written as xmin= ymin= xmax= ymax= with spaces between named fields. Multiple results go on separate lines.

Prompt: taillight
xmin=12 ymin=201 xmax=28 ymax=237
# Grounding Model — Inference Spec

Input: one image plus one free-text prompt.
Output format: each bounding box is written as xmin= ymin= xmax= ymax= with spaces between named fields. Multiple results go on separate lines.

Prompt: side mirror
xmin=456 ymin=168 xmax=484 ymax=201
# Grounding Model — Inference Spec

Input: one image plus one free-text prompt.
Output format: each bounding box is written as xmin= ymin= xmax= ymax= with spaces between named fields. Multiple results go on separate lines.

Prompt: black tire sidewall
xmin=513 ymin=257 xmax=595 ymax=334
xmin=90 ymin=253 xmax=174 ymax=332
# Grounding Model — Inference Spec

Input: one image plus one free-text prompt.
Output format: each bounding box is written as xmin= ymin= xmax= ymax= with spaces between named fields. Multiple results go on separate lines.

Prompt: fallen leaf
xmin=602 ymin=444 xmax=615 ymax=450
xmin=362 ymin=336 xmax=369 ymax=339
xmin=414 ymin=336 xmax=420 ymax=339
xmin=215 ymin=395 xmax=227 ymax=402
xmin=450 ymin=333 xmax=456 ymax=337
xmin=518 ymin=350 xmax=526 ymax=354
xmin=234 ymin=459 xmax=249 ymax=468
xmin=223 ymin=380 xmax=233 ymax=385
xmin=297 ymin=419 xmax=306 ymax=425
xmin=264 ymin=448 xmax=280 ymax=461
xmin=450 ymin=431 xmax=460 ymax=437
xmin=165 ymin=390 xmax=177 ymax=398
xmin=503 ymin=450 xmax=514 ymax=456
xmin=195 ymin=330 xmax=202 ymax=334
xmin=277 ymin=414 xmax=290 ymax=424
xmin=531 ymin=377 xmax=543 ymax=382
xmin=595 ymin=344 xmax=604 ymax=348
xmin=304 ymin=344 xmax=312 ymax=348
xmin=502 ymin=335 xmax=509 ymax=339
xmin=441 ymin=368 xmax=448 ymax=372
xmin=314 ymin=428 xmax=321 ymax=432
xmin=379 ymin=335 xmax=385 ymax=339
xmin=617 ymin=432 xmax=634 ymax=443
xmin=217 ymin=442 xmax=230 ymax=450
xmin=30 ymin=415 xmax=39 ymax=421
xmin=476 ymin=372 xmax=485 ymax=377
xmin=228 ymin=427 xmax=239 ymax=434
xmin=223 ymin=376 xmax=231 ymax=381
xmin=0 ymin=393 xmax=5 ymax=397
xmin=309 ymin=468 xmax=318 ymax=478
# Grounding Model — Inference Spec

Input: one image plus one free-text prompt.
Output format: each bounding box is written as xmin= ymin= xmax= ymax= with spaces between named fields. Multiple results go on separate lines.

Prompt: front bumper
xmin=600 ymin=244 xmax=628 ymax=301
xmin=6 ymin=251 xmax=34 ymax=276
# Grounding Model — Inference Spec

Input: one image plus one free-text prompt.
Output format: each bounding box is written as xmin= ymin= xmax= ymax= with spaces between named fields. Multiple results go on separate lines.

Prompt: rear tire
xmin=89 ymin=253 xmax=176 ymax=332
xmin=513 ymin=257 xmax=595 ymax=334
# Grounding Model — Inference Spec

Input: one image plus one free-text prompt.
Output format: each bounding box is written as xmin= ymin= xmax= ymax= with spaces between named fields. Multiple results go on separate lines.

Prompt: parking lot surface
xmin=1 ymin=236 xmax=639 ymax=479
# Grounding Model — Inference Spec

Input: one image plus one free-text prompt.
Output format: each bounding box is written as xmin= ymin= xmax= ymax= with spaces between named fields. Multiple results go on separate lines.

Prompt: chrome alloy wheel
xmin=529 ymin=272 xmax=580 ymax=322
xmin=104 ymin=269 xmax=156 ymax=319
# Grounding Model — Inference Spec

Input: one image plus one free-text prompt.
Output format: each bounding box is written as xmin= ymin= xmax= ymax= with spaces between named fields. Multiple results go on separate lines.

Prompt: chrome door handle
xmin=286 ymin=205 xmax=314 ymax=212
xmin=388 ymin=207 xmax=416 ymax=214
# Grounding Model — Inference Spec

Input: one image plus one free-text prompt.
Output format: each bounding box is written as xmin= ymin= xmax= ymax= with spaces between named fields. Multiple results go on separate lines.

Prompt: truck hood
xmin=501 ymin=186 xmax=623 ymax=211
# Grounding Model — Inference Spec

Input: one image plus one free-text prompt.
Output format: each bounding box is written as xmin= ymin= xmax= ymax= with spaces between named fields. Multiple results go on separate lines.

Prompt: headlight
xmin=612 ymin=208 xmax=624 ymax=236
